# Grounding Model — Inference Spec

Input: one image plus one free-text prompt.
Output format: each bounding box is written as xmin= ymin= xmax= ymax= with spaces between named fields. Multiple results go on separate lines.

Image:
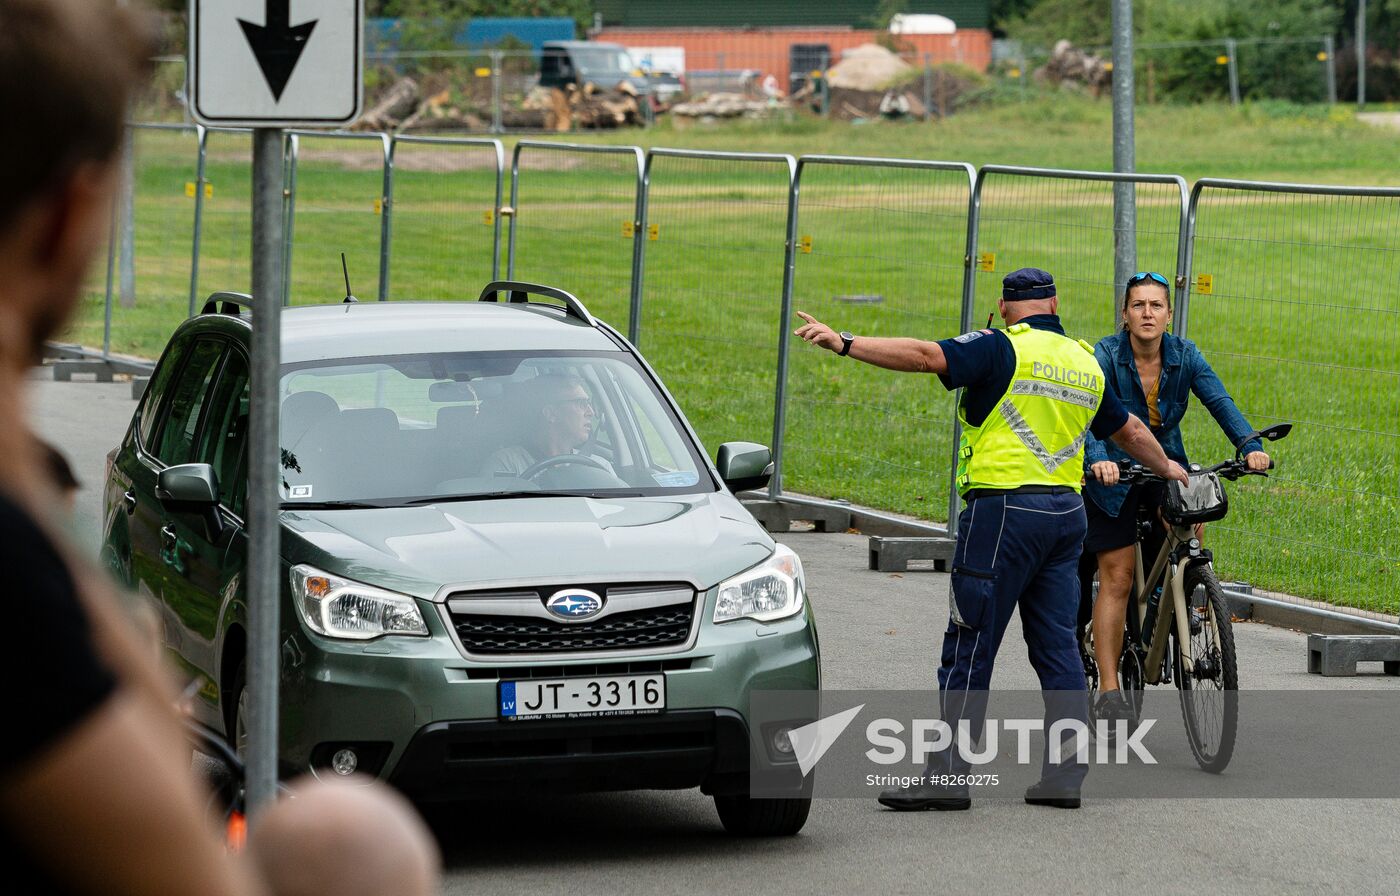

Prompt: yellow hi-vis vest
xmin=956 ymin=323 xmax=1106 ymax=496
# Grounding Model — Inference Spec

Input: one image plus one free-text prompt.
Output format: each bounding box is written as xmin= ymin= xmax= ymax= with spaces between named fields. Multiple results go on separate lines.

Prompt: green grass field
xmin=64 ymin=98 xmax=1400 ymax=613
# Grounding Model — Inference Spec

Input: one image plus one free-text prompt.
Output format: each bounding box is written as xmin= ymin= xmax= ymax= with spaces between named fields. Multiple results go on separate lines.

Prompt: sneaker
xmin=877 ymin=784 xmax=971 ymax=812
xmin=1024 ymin=779 xmax=1081 ymax=810
xmin=1093 ymin=689 xmax=1133 ymax=744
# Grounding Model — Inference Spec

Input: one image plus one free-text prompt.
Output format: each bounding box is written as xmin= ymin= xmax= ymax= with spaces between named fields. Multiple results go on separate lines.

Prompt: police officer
xmin=794 ymin=267 xmax=1187 ymax=810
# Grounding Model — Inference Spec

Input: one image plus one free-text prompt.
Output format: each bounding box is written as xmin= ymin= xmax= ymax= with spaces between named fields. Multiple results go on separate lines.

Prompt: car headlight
xmin=714 ymin=544 xmax=806 ymax=624
xmin=290 ymin=565 xmax=429 ymax=640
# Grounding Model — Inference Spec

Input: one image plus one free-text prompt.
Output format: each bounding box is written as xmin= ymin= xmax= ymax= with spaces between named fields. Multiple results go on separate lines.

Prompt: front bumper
xmin=277 ymin=601 xmax=819 ymax=796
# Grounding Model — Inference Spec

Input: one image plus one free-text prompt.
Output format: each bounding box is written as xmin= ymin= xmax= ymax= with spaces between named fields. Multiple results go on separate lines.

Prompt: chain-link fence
xmin=1181 ymin=180 xmax=1400 ymax=614
xmin=635 ymin=150 xmax=796 ymax=457
xmin=385 ymin=136 xmax=503 ymax=299
xmin=283 ymin=132 xmax=392 ymax=304
xmin=779 ymin=156 xmax=975 ymax=521
xmin=506 ymin=142 xmax=645 ymax=333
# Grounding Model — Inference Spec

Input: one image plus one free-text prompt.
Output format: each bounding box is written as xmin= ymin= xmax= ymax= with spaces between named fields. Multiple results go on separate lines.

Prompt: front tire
xmin=1174 ymin=565 xmax=1239 ymax=773
xmin=714 ymin=795 xmax=811 ymax=836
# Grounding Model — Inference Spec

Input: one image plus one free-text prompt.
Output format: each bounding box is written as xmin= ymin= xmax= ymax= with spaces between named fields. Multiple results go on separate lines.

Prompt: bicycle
xmin=1081 ymin=423 xmax=1291 ymax=773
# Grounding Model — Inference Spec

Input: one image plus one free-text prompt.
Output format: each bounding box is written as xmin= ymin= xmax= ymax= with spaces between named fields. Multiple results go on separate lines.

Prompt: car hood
xmin=280 ymin=492 xmax=774 ymax=601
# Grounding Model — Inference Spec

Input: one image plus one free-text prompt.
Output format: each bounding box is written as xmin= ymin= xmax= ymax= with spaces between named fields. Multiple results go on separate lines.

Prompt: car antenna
xmin=341 ymin=253 xmax=358 ymax=305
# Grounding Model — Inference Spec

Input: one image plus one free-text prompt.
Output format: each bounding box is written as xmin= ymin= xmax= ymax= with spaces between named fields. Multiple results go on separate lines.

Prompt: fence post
xmin=377 ymin=134 xmax=393 ymax=301
xmin=923 ymin=54 xmax=933 ymax=122
xmin=769 ymin=156 xmax=800 ymax=499
xmin=490 ymin=50 xmax=504 ymax=134
xmin=188 ymin=126 xmax=208 ymax=317
xmin=1356 ymin=0 xmax=1367 ymax=110
xmin=103 ymin=179 xmax=117 ymax=359
xmin=819 ymin=49 xmax=831 ymax=117
xmin=628 ymin=149 xmax=648 ymax=346
xmin=1323 ymin=35 xmax=1337 ymax=105
xmin=947 ymin=170 xmax=984 ymax=537
xmin=1226 ymin=39 xmax=1240 ymax=106
xmin=119 ymin=128 xmax=135 ymax=309
xmin=281 ymin=134 xmax=298 ymax=306
xmin=505 ymin=143 xmax=521 ymax=278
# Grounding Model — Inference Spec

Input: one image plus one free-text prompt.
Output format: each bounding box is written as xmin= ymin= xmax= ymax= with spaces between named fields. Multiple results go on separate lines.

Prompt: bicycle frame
xmin=1130 ymin=520 xmax=1213 ymax=686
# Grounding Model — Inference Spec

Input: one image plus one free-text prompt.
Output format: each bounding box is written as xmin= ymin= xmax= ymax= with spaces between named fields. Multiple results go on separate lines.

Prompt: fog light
xmin=772 ymin=727 xmax=794 ymax=756
xmin=331 ymin=748 xmax=358 ymax=776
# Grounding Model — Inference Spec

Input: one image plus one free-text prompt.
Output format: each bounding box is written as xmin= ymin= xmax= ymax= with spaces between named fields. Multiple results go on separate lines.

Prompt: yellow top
xmin=1145 ymin=373 xmax=1162 ymax=427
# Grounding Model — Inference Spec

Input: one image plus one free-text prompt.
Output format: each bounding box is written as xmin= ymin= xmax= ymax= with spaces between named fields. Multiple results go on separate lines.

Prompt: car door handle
xmin=123 ymin=489 xmax=137 ymax=515
xmin=160 ymin=525 xmax=178 ymax=550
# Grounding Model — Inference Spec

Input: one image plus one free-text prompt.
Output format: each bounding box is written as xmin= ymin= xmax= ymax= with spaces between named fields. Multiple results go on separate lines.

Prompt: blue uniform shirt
xmin=935 ymin=314 xmax=1129 ymax=440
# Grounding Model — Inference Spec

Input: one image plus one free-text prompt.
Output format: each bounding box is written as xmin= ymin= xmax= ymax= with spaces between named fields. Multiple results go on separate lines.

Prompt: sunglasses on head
xmin=1127 ymin=271 xmax=1170 ymax=288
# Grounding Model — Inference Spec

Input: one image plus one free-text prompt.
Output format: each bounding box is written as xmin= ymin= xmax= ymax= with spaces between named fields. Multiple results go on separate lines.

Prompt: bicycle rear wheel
xmin=1173 ymin=564 xmax=1239 ymax=773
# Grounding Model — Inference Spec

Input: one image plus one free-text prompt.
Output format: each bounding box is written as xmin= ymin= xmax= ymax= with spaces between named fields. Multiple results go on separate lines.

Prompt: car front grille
xmin=446 ymin=584 xmax=697 ymax=656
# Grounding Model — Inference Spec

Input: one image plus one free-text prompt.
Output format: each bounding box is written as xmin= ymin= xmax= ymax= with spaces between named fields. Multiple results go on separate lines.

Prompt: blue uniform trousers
xmin=932 ymin=491 xmax=1090 ymax=788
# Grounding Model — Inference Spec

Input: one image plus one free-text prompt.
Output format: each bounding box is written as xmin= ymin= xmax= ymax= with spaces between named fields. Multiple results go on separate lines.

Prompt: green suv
xmin=102 ymin=283 xmax=819 ymax=835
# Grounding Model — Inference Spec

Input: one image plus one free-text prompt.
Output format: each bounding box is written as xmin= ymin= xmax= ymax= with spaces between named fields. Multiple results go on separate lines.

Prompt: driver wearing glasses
xmin=481 ymin=374 xmax=615 ymax=479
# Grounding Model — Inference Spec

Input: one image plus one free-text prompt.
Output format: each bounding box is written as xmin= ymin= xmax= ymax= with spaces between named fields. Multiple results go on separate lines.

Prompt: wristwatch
xmin=838 ymin=331 xmax=855 ymax=357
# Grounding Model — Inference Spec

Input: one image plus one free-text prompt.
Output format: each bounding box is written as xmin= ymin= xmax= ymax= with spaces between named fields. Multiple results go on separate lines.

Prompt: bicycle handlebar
xmin=1113 ymin=456 xmax=1274 ymax=485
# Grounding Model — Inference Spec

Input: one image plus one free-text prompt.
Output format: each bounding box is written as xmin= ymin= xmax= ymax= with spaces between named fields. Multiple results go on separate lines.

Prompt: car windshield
xmin=572 ymin=47 xmax=633 ymax=76
xmin=278 ymin=350 xmax=711 ymax=504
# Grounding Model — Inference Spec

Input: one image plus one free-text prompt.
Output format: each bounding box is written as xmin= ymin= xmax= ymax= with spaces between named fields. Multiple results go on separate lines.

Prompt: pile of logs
xmin=522 ymin=82 xmax=647 ymax=131
xmin=669 ymin=92 xmax=774 ymax=121
xmin=354 ymin=75 xmax=648 ymax=133
xmin=1035 ymin=40 xmax=1113 ymax=97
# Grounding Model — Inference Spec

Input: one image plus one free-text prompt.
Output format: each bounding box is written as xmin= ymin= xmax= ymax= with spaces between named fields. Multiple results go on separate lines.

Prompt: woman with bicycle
xmin=1080 ymin=271 xmax=1270 ymax=725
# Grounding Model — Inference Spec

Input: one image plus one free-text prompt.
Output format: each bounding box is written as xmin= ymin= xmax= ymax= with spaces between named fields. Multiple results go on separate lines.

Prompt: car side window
xmin=193 ymin=348 xmax=250 ymax=516
xmin=151 ymin=338 xmax=224 ymax=467
xmin=136 ymin=333 xmax=192 ymax=448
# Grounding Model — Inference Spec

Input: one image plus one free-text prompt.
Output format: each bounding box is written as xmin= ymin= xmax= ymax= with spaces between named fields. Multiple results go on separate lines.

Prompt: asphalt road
xmin=29 ymin=370 xmax=1400 ymax=895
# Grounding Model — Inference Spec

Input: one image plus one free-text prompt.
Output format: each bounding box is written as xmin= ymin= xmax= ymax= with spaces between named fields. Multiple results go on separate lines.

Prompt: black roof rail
xmin=200 ymin=292 xmax=254 ymax=316
xmin=477 ymin=280 xmax=596 ymax=328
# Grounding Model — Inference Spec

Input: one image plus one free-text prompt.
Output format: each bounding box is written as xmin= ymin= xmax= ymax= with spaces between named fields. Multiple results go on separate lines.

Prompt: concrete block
xmin=52 ymin=360 xmax=114 ymax=383
xmin=868 ymin=536 xmax=956 ymax=573
xmin=782 ymin=503 xmax=852 ymax=533
xmin=740 ymin=500 xmax=791 ymax=534
xmin=1307 ymin=634 xmax=1400 ymax=676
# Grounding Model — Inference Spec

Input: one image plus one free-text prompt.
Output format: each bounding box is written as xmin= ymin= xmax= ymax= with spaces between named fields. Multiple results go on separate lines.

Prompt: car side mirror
xmin=715 ymin=442 xmax=773 ymax=494
xmin=157 ymin=463 xmax=223 ymax=540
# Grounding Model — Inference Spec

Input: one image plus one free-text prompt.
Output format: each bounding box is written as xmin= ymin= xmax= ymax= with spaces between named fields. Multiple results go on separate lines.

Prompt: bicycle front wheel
xmin=1173 ymin=564 xmax=1239 ymax=773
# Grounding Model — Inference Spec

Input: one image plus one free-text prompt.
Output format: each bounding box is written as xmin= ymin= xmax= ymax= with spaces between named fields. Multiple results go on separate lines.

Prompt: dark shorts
xmin=1082 ymin=481 xmax=1167 ymax=554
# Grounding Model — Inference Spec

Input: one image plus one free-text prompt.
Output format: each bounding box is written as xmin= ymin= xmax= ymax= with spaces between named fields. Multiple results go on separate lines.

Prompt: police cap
xmin=1002 ymin=267 xmax=1056 ymax=301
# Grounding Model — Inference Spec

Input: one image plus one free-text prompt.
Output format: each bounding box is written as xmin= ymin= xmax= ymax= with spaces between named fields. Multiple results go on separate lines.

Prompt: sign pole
xmin=1110 ymin=0 xmax=1137 ymax=320
xmin=246 ymin=126 xmax=284 ymax=816
xmin=189 ymin=0 xmax=362 ymax=818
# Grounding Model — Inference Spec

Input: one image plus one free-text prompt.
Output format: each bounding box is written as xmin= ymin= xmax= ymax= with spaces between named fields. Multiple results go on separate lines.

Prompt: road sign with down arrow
xmin=190 ymin=0 xmax=362 ymax=127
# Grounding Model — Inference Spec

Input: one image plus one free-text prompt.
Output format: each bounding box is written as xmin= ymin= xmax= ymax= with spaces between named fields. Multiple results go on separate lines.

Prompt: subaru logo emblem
xmin=545 ymin=589 xmax=604 ymax=621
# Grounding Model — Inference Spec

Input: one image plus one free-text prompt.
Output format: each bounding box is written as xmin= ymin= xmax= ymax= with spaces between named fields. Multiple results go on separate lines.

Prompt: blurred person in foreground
xmin=0 ymin=2 xmax=439 ymax=893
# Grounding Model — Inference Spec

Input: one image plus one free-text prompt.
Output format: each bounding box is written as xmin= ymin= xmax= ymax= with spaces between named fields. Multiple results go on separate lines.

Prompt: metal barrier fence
xmin=506 ymin=142 xmax=645 ymax=337
xmin=779 ymin=156 xmax=976 ymax=522
xmin=1181 ymin=180 xmax=1400 ymax=614
xmin=386 ymin=136 xmax=504 ymax=298
xmin=636 ymin=149 xmax=797 ymax=459
xmin=67 ymin=125 xmax=1400 ymax=611
xmin=67 ymin=124 xmax=203 ymax=360
xmin=283 ymin=132 xmax=392 ymax=304
xmin=960 ymin=166 xmax=1189 ymax=535
xmin=196 ymin=128 xmax=254 ymax=305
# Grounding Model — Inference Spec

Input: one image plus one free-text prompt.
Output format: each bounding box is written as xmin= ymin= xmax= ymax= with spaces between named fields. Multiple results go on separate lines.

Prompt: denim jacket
xmin=1082 ymin=330 xmax=1262 ymax=517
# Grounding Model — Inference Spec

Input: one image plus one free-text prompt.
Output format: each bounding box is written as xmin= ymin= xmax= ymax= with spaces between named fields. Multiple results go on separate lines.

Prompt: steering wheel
xmin=520 ymin=454 xmax=610 ymax=480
